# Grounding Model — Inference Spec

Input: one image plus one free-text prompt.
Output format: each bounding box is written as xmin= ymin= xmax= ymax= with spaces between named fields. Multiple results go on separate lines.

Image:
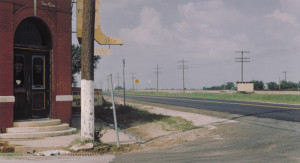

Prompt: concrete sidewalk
xmin=7 ymin=130 xmax=135 ymax=152
xmin=5 ymin=116 xmax=136 ymax=154
xmin=4 ymin=101 xmax=236 ymax=154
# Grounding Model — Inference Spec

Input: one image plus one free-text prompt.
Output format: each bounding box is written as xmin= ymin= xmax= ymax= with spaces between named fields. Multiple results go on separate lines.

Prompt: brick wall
xmin=0 ymin=1 xmax=14 ymax=96
xmin=52 ymin=1 xmax=72 ymax=124
xmin=0 ymin=103 xmax=14 ymax=133
xmin=0 ymin=1 xmax=14 ymax=132
xmin=0 ymin=0 xmax=72 ymax=132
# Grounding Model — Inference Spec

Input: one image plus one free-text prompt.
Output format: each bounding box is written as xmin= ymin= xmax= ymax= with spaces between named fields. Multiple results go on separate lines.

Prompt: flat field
xmin=123 ymin=91 xmax=300 ymax=105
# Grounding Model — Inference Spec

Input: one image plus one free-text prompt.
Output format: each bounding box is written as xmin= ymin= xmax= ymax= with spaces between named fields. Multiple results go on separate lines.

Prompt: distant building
xmin=236 ymin=82 xmax=254 ymax=93
xmin=0 ymin=0 xmax=72 ymax=132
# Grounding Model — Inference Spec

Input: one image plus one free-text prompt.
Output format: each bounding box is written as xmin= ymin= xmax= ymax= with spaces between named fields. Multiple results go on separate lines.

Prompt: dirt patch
xmin=125 ymin=122 xmax=175 ymax=141
xmin=108 ymin=122 xmax=213 ymax=154
xmin=97 ymin=96 xmax=234 ymax=153
xmin=144 ymin=127 xmax=210 ymax=149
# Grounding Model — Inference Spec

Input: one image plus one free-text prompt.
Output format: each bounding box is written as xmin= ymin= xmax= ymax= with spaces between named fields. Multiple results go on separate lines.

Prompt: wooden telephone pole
xmin=235 ymin=51 xmax=250 ymax=82
xmin=154 ymin=64 xmax=162 ymax=92
xmin=178 ymin=59 xmax=188 ymax=93
xmin=130 ymin=73 xmax=136 ymax=92
xmin=81 ymin=0 xmax=95 ymax=141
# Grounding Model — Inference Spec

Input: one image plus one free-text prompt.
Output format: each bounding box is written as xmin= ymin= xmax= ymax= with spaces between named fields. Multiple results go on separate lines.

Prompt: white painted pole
xmin=81 ymin=80 xmax=94 ymax=141
xmin=110 ymin=74 xmax=120 ymax=148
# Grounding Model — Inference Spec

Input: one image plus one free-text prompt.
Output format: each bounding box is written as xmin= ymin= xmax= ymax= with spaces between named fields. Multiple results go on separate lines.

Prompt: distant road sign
xmin=135 ymin=79 xmax=139 ymax=84
xmin=94 ymin=48 xmax=111 ymax=56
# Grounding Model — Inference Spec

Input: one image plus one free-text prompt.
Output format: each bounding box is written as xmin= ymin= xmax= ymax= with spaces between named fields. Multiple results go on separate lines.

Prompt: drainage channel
xmin=61 ymin=153 xmax=103 ymax=156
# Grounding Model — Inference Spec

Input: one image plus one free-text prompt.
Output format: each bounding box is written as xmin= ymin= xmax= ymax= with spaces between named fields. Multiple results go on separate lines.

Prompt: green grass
xmin=97 ymin=100 xmax=197 ymax=131
xmin=157 ymin=116 xmax=196 ymax=131
xmin=122 ymin=91 xmax=300 ymax=105
xmin=95 ymin=104 xmax=167 ymax=128
xmin=0 ymin=153 xmax=21 ymax=156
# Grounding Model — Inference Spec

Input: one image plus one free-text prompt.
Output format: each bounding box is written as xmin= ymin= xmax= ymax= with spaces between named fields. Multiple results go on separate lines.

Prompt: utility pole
xmin=106 ymin=76 xmax=110 ymax=91
xmin=178 ymin=59 xmax=188 ymax=93
xmin=154 ymin=64 xmax=162 ymax=92
xmin=129 ymin=73 xmax=136 ymax=92
xmin=279 ymin=77 xmax=281 ymax=91
xmin=235 ymin=51 xmax=250 ymax=82
xmin=116 ymin=72 xmax=121 ymax=91
xmin=123 ymin=59 xmax=126 ymax=106
xmin=81 ymin=0 xmax=95 ymax=141
xmin=282 ymin=71 xmax=288 ymax=82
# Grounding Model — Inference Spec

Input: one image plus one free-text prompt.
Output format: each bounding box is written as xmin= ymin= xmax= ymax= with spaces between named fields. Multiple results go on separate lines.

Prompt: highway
xmin=108 ymin=93 xmax=300 ymax=162
xmin=114 ymin=93 xmax=300 ymax=122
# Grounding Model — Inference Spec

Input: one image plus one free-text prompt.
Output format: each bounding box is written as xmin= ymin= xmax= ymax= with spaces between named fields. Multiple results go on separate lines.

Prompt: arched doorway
xmin=13 ymin=17 xmax=51 ymax=120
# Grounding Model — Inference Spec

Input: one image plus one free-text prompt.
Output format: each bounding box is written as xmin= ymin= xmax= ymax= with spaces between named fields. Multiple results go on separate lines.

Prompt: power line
xmin=153 ymin=64 xmax=162 ymax=92
xmin=178 ymin=59 xmax=188 ymax=93
xmin=235 ymin=51 xmax=250 ymax=82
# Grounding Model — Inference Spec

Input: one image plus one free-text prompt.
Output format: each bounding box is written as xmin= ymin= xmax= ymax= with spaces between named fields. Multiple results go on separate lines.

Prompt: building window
xmin=32 ymin=56 xmax=44 ymax=88
xmin=14 ymin=55 xmax=25 ymax=88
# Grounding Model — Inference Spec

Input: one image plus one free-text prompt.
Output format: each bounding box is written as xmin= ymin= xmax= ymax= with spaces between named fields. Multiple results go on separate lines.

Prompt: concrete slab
xmin=100 ymin=129 xmax=136 ymax=144
xmin=0 ymin=128 xmax=77 ymax=139
xmin=13 ymin=119 xmax=61 ymax=127
xmin=7 ymin=123 xmax=69 ymax=133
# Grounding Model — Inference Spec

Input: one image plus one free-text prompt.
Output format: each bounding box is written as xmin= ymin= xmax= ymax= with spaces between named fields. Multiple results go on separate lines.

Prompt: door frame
xmin=13 ymin=47 xmax=51 ymax=119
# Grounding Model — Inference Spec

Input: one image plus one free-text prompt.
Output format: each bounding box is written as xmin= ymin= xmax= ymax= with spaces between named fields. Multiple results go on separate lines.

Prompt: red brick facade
xmin=0 ymin=0 xmax=72 ymax=132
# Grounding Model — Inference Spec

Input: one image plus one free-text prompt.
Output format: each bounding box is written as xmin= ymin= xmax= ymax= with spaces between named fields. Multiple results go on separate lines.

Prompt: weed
xmin=0 ymin=153 xmax=21 ymax=156
xmin=95 ymin=103 xmax=166 ymax=129
xmin=108 ymin=143 xmax=141 ymax=154
xmin=158 ymin=116 xmax=196 ymax=131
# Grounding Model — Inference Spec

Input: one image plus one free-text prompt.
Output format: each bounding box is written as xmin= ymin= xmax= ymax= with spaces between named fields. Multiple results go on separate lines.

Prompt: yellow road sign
xmin=94 ymin=48 xmax=111 ymax=56
xmin=77 ymin=0 xmax=123 ymax=45
xmin=135 ymin=79 xmax=139 ymax=84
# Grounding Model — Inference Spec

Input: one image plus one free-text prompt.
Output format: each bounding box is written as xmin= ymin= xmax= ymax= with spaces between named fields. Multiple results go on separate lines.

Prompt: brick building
xmin=0 ymin=0 xmax=72 ymax=133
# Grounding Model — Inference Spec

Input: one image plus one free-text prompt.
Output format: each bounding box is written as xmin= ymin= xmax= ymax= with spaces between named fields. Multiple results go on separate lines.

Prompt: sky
xmin=72 ymin=0 xmax=300 ymax=90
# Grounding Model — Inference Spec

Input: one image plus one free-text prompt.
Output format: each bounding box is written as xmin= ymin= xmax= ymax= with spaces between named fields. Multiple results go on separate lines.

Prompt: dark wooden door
xmin=14 ymin=51 xmax=50 ymax=119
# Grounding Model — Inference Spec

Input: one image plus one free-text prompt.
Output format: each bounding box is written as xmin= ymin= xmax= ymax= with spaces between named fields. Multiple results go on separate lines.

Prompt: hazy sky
xmin=72 ymin=0 xmax=300 ymax=90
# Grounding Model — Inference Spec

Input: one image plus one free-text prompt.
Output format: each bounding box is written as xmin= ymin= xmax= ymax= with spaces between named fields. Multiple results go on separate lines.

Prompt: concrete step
xmin=13 ymin=119 xmax=61 ymax=127
xmin=0 ymin=128 xmax=77 ymax=139
xmin=6 ymin=123 xmax=69 ymax=133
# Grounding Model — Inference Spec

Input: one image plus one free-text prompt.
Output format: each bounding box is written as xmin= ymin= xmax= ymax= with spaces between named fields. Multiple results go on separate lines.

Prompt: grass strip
xmin=156 ymin=116 xmax=196 ymax=131
xmin=0 ymin=153 xmax=21 ymax=156
xmin=122 ymin=91 xmax=300 ymax=105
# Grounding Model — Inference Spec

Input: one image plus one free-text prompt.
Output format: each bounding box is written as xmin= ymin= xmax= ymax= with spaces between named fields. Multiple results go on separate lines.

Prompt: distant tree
xmin=224 ymin=82 xmax=235 ymax=90
xmin=267 ymin=82 xmax=278 ymax=90
xmin=203 ymin=82 xmax=235 ymax=90
xmin=280 ymin=80 xmax=298 ymax=90
xmin=115 ymin=86 xmax=123 ymax=90
xmin=251 ymin=80 xmax=265 ymax=90
xmin=72 ymin=44 xmax=101 ymax=86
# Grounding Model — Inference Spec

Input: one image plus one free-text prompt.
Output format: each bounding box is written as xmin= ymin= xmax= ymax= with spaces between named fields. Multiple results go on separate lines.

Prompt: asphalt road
xmin=113 ymin=93 xmax=300 ymax=122
xmin=112 ymin=118 xmax=300 ymax=163
xmin=109 ymin=93 xmax=300 ymax=163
